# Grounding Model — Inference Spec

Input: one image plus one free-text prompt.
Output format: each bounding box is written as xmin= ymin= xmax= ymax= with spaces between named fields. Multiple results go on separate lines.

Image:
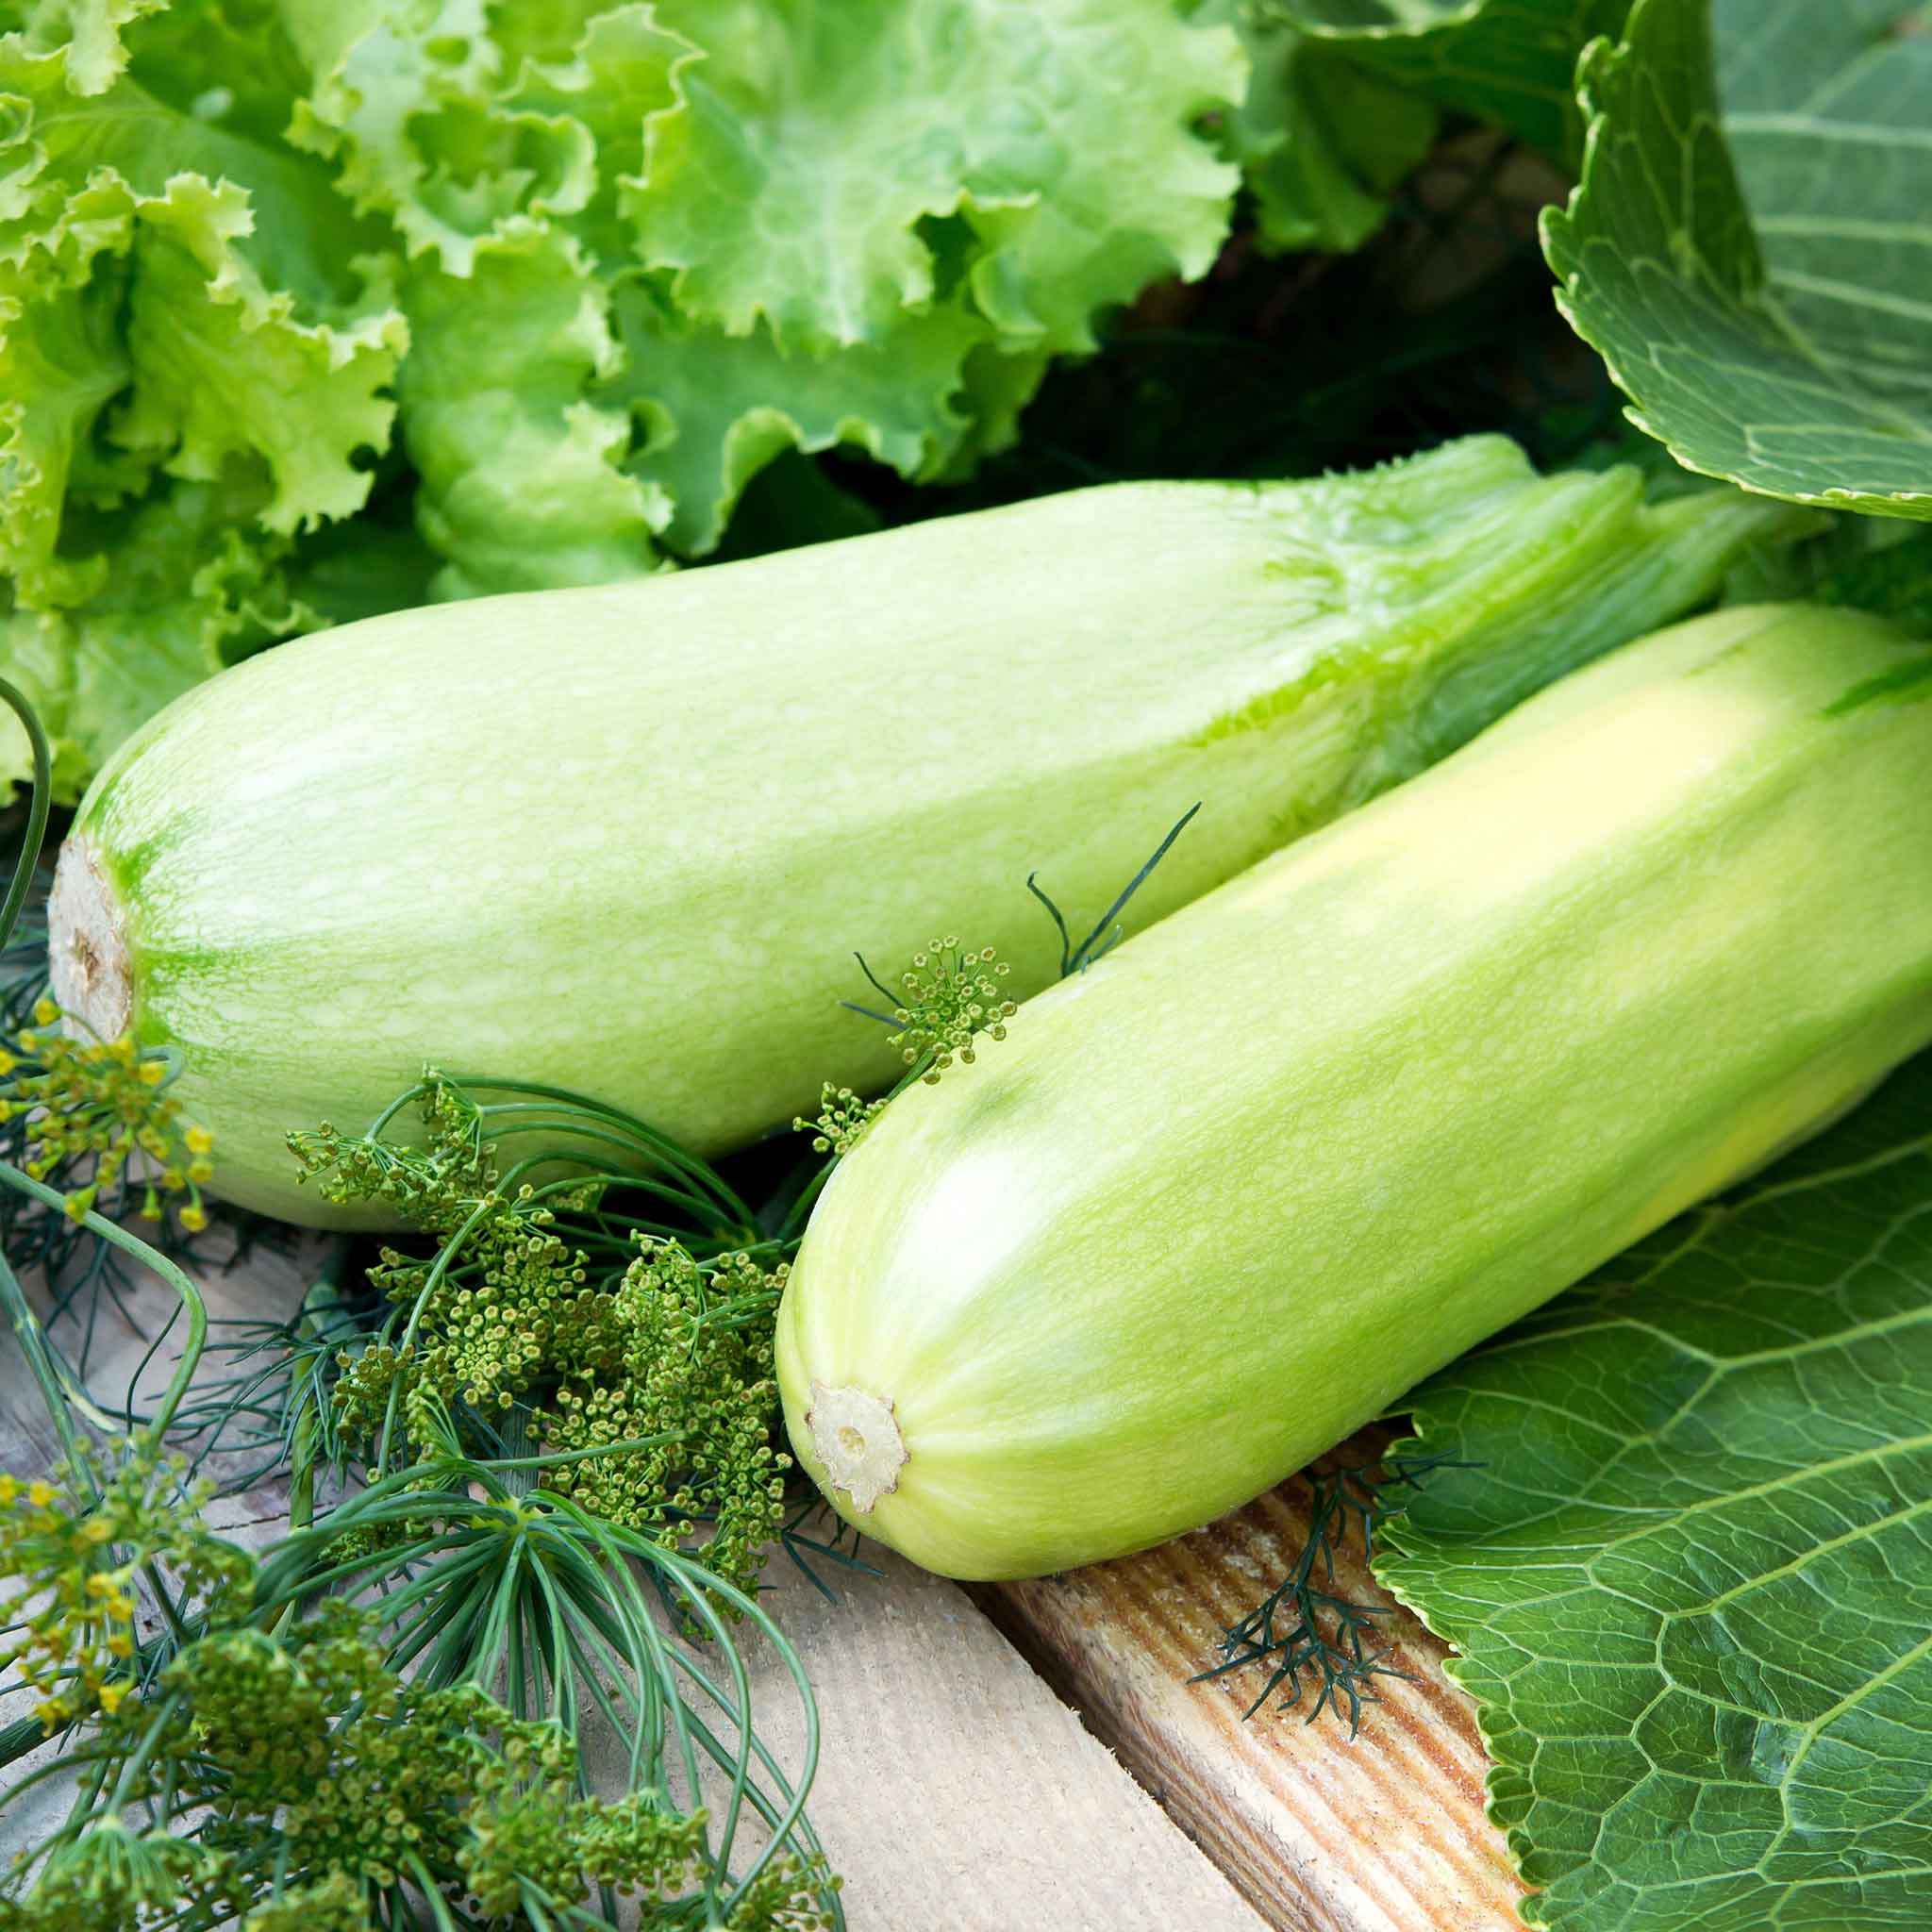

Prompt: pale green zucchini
xmin=50 ymin=438 xmax=1795 ymax=1224
xmin=777 ymin=604 xmax=1932 ymax=1580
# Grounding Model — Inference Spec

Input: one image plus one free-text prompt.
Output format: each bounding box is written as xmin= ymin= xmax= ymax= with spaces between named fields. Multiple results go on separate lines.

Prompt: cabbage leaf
xmin=1379 ymin=1051 xmax=1932 ymax=1929
xmin=1545 ymin=0 xmax=1932 ymax=519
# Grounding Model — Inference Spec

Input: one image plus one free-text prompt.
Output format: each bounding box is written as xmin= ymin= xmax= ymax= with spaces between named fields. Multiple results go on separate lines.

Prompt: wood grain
xmin=721 ymin=1548 xmax=1272 ymax=1931
xmin=986 ymin=1440 xmax=1529 ymax=1932
xmin=0 ymin=1242 xmax=1268 ymax=1932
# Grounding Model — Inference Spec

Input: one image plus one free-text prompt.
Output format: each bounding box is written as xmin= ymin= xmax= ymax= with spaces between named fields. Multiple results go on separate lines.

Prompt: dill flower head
xmin=885 ymin=937 xmax=1016 ymax=1082
xmin=7 ymin=1820 xmax=241 ymax=1932
xmin=540 ymin=1240 xmax=791 ymax=1593
xmin=795 ymin=1083 xmax=887 ymax=1157
xmin=0 ymin=1434 xmax=250 ymax=1734
xmin=2 ymin=1000 xmax=214 ymax=1227
xmin=233 ymin=1874 xmax=375 ymax=1932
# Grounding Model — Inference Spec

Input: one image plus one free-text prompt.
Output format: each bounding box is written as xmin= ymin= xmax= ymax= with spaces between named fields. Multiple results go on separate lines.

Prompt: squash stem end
xmin=806 ymin=1378 xmax=908 ymax=1513
xmin=48 ymin=836 xmax=133 ymax=1041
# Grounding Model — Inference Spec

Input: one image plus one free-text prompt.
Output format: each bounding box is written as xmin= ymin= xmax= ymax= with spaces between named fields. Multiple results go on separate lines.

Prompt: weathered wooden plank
xmin=986 ymin=1440 xmax=1527 ymax=1932
xmin=729 ymin=1549 xmax=1272 ymax=1930
xmin=1 ymin=1242 xmax=1270 ymax=1930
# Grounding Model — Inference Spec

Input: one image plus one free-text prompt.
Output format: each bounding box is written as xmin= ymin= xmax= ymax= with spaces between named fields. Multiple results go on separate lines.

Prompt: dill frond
xmin=1197 ymin=1453 xmax=1464 ymax=1736
xmin=293 ymin=1074 xmax=793 ymax=1597
xmin=1027 ymin=800 xmax=1202 ymax=977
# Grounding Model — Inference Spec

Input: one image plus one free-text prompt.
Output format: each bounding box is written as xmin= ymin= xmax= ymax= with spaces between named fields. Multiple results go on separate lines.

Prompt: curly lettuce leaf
xmin=0 ymin=0 xmax=161 ymax=93
xmin=279 ymin=1 xmax=687 ymax=591
xmin=627 ymin=0 xmax=1241 ymax=358
xmin=611 ymin=0 xmax=1241 ymax=544
xmin=1544 ymin=0 xmax=1932 ymax=519
xmin=601 ymin=274 xmax=983 ymax=557
xmin=1204 ymin=0 xmax=1439 ymax=255
xmin=112 ymin=177 xmax=404 ymax=535
xmin=396 ymin=229 xmax=667 ymax=599
xmin=0 ymin=471 xmax=321 ymax=799
xmin=280 ymin=0 xmax=689 ymax=276
xmin=0 ymin=19 xmax=407 ymax=792
xmin=1376 ymin=1051 xmax=1932 ymax=1929
xmin=285 ymin=0 xmax=1246 ymax=569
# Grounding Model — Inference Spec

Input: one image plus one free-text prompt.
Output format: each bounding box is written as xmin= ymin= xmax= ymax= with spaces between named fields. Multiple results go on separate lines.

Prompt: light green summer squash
xmin=777 ymin=603 xmax=1932 ymax=1580
xmin=49 ymin=438 xmax=1797 ymax=1224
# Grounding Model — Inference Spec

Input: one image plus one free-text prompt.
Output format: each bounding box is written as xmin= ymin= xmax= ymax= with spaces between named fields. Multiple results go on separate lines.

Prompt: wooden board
xmin=724 ymin=1547 xmax=1270 ymax=1929
xmin=1 ymin=1239 xmax=1524 ymax=1929
xmin=0 ymin=1243 xmax=1259 ymax=1929
xmin=989 ymin=1453 xmax=1528 ymax=1932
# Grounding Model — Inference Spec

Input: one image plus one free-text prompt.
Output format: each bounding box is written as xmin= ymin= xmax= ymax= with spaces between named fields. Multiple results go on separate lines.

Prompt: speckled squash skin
xmin=778 ymin=606 xmax=1932 ymax=1580
xmin=52 ymin=441 xmax=1793 ymax=1224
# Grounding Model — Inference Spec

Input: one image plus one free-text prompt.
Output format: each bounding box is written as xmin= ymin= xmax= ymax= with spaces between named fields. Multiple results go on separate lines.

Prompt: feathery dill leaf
xmin=0 ymin=685 xmax=842 ymax=1929
xmin=1 ymin=1442 xmax=839 ymax=1928
xmin=291 ymin=1073 xmax=792 ymax=1598
xmin=1198 ymin=1451 xmax=1464 ymax=1735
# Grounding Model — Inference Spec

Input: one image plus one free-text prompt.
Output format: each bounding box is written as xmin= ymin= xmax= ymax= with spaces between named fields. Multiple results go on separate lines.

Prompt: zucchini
xmin=776 ymin=604 xmax=1932 ymax=1580
xmin=48 ymin=438 xmax=1796 ymax=1224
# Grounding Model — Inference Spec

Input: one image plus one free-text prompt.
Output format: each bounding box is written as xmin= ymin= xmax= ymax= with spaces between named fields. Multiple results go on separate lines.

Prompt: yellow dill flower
xmin=2 ymin=1002 xmax=215 ymax=1225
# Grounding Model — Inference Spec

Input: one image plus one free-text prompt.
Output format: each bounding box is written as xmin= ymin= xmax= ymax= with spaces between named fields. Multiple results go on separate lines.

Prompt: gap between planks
xmin=981 ymin=1438 xmax=1528 ymax=1932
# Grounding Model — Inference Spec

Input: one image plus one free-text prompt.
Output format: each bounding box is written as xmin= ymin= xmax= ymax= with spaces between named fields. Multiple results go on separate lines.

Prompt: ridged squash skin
xmin=777 ymin=605 xmax=1932 ymax=1581
xmin=50 ymin=439 xmax=1792 ymax=1224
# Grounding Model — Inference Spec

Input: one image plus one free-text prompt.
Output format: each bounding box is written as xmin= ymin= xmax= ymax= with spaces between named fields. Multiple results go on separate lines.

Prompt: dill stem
xmin=406 ymin=1853 xmax=462 ymax=1931
xmin=104 ymin=1688 xmax=184 ymax=1812
xmin=0 ymin=1245 xmax=89 ymax=1477
xmin=0 ymin=678 xmax=51 ymax=954
xmin=373 ymin=1189 xmax=497 ymax=1477
xmin=0 ymin=1160 xmax=208 ymax=1441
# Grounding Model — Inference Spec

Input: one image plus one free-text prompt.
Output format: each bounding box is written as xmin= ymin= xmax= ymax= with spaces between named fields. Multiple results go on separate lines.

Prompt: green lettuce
xmin=0 ymin=19 xmax=405 ymax=796
xmin=1 ymin=0 xmax=1271 ymax=791
xmin=286 ymin=0 xmax=1246 ymax=583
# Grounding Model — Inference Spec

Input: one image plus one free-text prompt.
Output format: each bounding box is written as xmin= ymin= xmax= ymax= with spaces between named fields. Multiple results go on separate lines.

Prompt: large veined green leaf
xmin=1376 ymin=1051 xmax=1932 ymax=1930
xmin=1280 ymin=0 xmax=1630 ymax=158
xmin=1545 ymin=0 xmax=1932 ymax=519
